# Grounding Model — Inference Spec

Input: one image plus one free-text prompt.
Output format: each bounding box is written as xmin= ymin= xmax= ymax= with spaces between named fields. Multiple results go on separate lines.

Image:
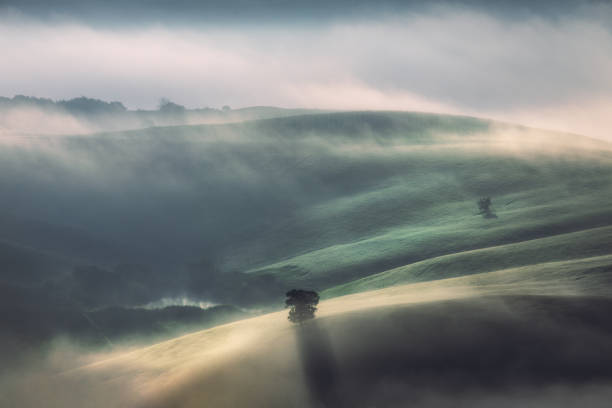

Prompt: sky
xmin=1 ymin=0 xmax=612 ymax=140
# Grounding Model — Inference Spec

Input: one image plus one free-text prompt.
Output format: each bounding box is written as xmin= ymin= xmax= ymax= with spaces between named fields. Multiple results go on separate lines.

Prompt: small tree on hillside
xmin=477 ymin=197 xmax=496 ymax=218
xmin=158 ymin=98 xmax=186 ymax=113
xmin=285 ymin=289 xmax=319 ymax=324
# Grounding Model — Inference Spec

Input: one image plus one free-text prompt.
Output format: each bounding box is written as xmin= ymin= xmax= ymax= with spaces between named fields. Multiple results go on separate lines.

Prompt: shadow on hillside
xmin=131 ymin=294 xmax=612 ymax=408
xmin=295 ymin=321 xmax=341 ymax=408
xmin=321 ymin=295 xmax=612 ymax=407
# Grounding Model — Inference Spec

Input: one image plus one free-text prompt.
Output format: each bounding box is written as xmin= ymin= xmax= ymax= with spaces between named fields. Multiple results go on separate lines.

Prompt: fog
xmin=139 ymin=296 xmax=218 ymax=310
xmin=1 ymin=113 xmax=607 ymax=270
xmin=1 ymin=112 xmax=610 ymax=306
xmin=2 ymin=1 xmax=612 ymax=404
xmin=1 ymin=111 xmax=610 ymax=406
xmin=0 ymin=96 xmax=319 ymax=137
xmin=4 ymin=274 xmax=612 ymax=408
xmin=2 ymin=3 xmax=612 ymax=140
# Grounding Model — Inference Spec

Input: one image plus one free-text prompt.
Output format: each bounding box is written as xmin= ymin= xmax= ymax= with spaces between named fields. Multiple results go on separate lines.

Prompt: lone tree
xmin=477 ymin=197 xmax=496 ymax=218
xmin=285 ymin=289 xmax=319 ymax=324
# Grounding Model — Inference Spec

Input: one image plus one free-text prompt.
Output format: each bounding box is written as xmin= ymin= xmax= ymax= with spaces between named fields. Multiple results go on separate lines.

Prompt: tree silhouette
xmin=285 ymin=289 xmax=319 ymax=324
xmin=477 ymin=197 xmax=496 ymax=218
xmin=158 ymin=98 xmax=186 ymax=113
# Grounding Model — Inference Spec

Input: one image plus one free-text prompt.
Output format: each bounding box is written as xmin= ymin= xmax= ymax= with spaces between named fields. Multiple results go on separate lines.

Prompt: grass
xmin=2 ymin=110 xmax=611 ymax=303
xmin=58 ymin=254 xmax=612 ymax=408
xmin=251 ymin=181 xmax=612 ymax=289
xmin=322 ymin=227 xmax=612 ymax=298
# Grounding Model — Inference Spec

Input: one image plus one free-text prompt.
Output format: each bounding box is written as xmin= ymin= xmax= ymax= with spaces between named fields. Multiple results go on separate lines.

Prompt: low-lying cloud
xmin=2 ymin=4 xmax=612 ymax=140
xmin=25 ymin=294 xmax=608 ymax=408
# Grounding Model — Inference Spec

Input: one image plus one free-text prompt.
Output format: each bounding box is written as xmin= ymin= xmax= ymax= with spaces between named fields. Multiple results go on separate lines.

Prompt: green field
xmin=1 ymin=110 xmax=611 ymax=349
xmin=238 ymin=113 xmax=612 ymax=295
xmin=3 ymin=111 xmax=612 ymax=408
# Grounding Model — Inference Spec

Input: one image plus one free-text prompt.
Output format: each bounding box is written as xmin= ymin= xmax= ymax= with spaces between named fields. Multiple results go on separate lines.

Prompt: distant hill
xmin=0 ymin=95 xmax=325 ymax=135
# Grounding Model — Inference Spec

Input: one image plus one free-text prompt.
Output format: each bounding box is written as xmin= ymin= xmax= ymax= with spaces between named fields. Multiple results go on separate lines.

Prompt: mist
xmin=2 ymin=3 xmax=612 ymax=140
xmin=0 ymin=96 xmax=321 ymax=137
xmin=1 ymin=111 xmax=610 ymax=366
xmin=6 ymin=280 xmax=612 ymax=408
xmin=2 ymin=1 xmax=612 ymax=406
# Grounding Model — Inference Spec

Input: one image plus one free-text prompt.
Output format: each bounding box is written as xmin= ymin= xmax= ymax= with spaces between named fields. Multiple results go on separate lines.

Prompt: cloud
xmin=1 ymin=5 xmax=612 ymax=140
xmin=1 ymin=1 xmax=610 ymax=25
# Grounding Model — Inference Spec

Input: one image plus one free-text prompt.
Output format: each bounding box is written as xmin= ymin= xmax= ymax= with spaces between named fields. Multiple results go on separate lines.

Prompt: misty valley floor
xmin=143 ymin=296 xmax=612 ymax=408
xmin=4 ymin=266 xmax=611 ymax=408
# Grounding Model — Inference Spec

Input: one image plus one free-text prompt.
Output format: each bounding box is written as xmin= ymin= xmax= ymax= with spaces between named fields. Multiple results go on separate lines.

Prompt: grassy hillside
xmin=245 ymin=115 xmax=612 ymax=290
xmin=1 ymin=110 xmax=611 ymax=353
xmin=15 ymin=262 xmax=612 ymax=408
xmin=1 ymin=111 xmax=611 ymax=292
xmin=322 ymin=226 xmax=612 ymax=297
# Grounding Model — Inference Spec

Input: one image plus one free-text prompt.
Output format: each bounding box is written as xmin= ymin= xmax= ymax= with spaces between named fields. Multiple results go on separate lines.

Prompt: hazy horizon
xmin=2 ymin=1 xmax=612 ymax=141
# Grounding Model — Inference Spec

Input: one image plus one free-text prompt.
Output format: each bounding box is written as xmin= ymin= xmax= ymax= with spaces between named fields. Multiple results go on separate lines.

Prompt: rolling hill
xmin=0 ymin=110 xmax=611 ymax=364
xmin=2 ymin=110 xmax=612 ymax=407
xmin=10 ymin=260 xmax=611 ymax=407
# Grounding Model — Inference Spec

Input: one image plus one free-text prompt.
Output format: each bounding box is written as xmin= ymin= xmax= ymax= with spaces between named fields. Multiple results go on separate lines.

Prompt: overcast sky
xmin=1 ymin=0 xmax=612 ymax=140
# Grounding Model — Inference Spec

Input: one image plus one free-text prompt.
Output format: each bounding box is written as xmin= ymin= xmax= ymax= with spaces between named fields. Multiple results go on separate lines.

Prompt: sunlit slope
xmin=245 ymin=115 xmax=612 ymax=289
xmin=48 ymin=259 xmax=612 ymax=408
xmin=322 ymin=225 xmax=612 ymax=297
